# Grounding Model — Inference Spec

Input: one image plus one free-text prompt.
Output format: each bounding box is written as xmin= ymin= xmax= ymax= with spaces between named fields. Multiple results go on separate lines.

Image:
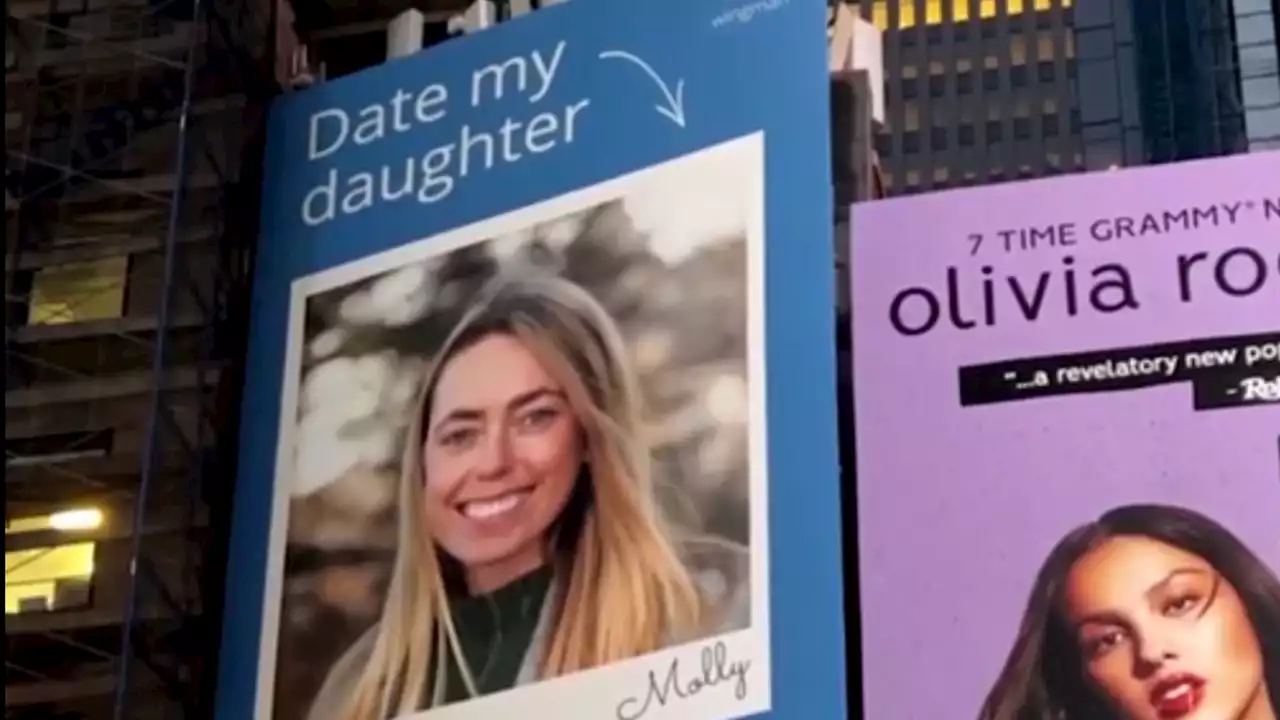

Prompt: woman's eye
xmin=439 ymin=428 xmax=478 ymax=448
xmin=1084 ymin=630 xmax=1125 ymax=659
xmin=1164 ymin=595 xmax=1200 ymax=616
xmin=519 ymin=407 xmax=559 ymax=430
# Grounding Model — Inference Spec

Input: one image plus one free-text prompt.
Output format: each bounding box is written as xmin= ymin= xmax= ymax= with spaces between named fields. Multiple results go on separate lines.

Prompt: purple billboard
xmin=850 ymin=153 xmax=1280 ymax=720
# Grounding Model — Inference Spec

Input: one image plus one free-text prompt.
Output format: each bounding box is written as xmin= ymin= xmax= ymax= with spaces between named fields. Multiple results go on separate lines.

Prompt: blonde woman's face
xmin=1063 ymin=536 xmax=1269 ymax=720
xmin=422 ymin=332 xmax=583 ymax=594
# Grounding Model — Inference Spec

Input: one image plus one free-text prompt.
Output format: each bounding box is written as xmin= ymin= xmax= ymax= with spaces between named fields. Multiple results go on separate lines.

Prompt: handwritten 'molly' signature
xmin=615 ymin=641 xmax=751 ymax=720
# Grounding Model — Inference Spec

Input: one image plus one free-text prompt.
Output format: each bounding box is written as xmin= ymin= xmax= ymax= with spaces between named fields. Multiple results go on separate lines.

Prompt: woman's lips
xmin=459 ymin=489 xmax=531 ymax=521
xmin=1150 ymin=673 xmax=1206 ymax=719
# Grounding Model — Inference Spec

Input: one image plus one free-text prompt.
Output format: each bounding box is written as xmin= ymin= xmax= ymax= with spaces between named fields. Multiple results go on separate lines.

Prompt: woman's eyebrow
xmin=506 ymin=387 xmax=565 ymax=411
xmin=431 ymin=387 xmax=564 ymax=431
xmin=1075 ymin=568 xmax=1213 ymax=628
xmin=1143 ymin=567 xmax=1210 ymax=599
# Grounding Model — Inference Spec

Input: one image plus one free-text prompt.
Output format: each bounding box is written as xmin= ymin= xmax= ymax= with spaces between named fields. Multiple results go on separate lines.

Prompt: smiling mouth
xmin=459 ymin=490 xmax=531 ymax=520
xmin=1150 ymin=674 xmax=1206 ymax=719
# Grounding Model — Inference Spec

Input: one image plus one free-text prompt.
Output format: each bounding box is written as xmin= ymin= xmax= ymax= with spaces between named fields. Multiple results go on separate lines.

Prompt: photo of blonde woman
xmin=262 ymin=139 xmax=767 ymax=720
xmin=306 ymin=275 xmax=750 ymax=719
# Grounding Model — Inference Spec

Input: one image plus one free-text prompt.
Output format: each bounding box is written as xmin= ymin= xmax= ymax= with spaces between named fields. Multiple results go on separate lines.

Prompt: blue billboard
xmin=216 ymin=1 xmax=845 ymax=718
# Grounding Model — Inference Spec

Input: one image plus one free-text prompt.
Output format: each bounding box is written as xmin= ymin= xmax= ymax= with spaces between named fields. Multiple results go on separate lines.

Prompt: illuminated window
xmin=902 ymin=64 xmax=920 ymax=79
xmin=954 ymin=0 xmax=971 ymax=21
xmin=27 ymin=256 xmax=128 ymax=326
xmin=925 ymin=0 xmax=944 ymax=24
xmin=1011 ymin=35 xmax=1028 ymax=65
xmin=905 ymin=169 xmax=922 ymax=187
xmin=1006 ymin=0 xmax=1025 ymax=13
xmin=984 ymin=53 xmax=999 ymax=69
xmin=979 ymin=0 xmax=998 ymax=18
xmin=5 ymin=542 xmax=95 ymax=613
xmin=5 ymin=509 xmax=102 ymax=614
xmin=1034 ymin=0 xmax=1053 ymax=9
xmin=904 ymin=103 xmax=921 ymax=131
xmin=1043 ymin=97 xmax=1059 ymax=113
xmin=929 ymin=60 xmax=945 ymax=75
xmin=900 ymin=0 xmax=917 ymax=28
xmin=933 ymin=167 xmax=951 ymax=183
xmin=872 ymin=1 xmax=889 ymax=30
xmin=957 ymin=58 xmax=974 ymax=73
xmin=1037 ymin=32 xmax=1056 ymax=61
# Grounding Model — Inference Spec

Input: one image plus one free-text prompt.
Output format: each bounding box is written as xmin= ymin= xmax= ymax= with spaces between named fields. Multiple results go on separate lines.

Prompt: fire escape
xmin=4 ymin=0 xmax=278 ymax=717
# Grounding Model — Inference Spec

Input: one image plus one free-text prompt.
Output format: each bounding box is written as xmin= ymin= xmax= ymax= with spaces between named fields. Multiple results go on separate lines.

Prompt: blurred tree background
xmin=273 ymin=198 xmax=751 ymax=718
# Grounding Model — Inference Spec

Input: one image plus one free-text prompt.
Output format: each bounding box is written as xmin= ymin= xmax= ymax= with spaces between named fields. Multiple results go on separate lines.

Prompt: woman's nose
xmin=474 ymin=428 xmax=513 ymax=477
xmin=1133 ymin=632 xmax=1179 ymax=675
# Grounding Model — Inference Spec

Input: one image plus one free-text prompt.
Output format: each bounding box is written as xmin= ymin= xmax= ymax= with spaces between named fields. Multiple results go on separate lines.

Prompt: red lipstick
xmin=1149 ymin=673 xmax=1206 ymax=719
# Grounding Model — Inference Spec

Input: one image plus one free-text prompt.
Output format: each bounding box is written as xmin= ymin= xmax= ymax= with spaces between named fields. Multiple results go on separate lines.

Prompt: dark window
xmin=927 ymin=25 xmax=944 ymax=44
xmin=1038 ymin=61 xmax=1056 ymax=82
xmin=955 ymin=23 xmax=970 ymax=41
xmin=1011 ymin=65 xmax=1029 ymax=87
xmin=931 ymin=126 xmax=949 ymax=150
xmin=1070 ymin=109 xmax=1082 ymax=132
xmin=959 ymin=123 xmax=977 ymax=146
xmin=46 ymin=13 xmax=73 ymax=50
xmin=902 ymin=78 xmax=919 ymax=99
xmin=986 ymin=120 xmax=1004 ymax=142
xmin=983 ymin=68 xmax=1000 ymax=91
xmin=901 ymin=29 xmax=918 ymax=46
xmin=929 ymin=74 xmax=946 ymax=97
xmin=1014 ymin=117 xmax=1033 ymax=139
xmin=958 ymin=72 xmax=975 ymax=94
xmin=875 ymin=132 xmax=893 ymax=156
xmin=982 ymin=22 xmax=998 ymax=39
xmin=319 ymin=29 xmax=390 ymax=79
xmin=1036 ymin=11 xmax=1053 ymax=29
xmin=903 ymin=131 xmax=921 ymax=154
xmin=1043 ymin=113 xmax=1060 ymax=136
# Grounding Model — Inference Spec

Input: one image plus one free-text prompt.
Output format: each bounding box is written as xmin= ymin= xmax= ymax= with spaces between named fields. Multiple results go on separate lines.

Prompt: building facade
xmin=859 ymin=0 xmax=1084 ymax=194
xmin=860 ymin=0 xmax=1277 ymax=196
xmin=1233 ymin=0 xmax=1280 ymax=149
xmin=5 ymin=0 xmax=277 ymax=718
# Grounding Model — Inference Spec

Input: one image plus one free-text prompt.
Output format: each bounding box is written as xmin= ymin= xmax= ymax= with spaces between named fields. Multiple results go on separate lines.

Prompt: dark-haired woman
xmin=980 ymin=503 xmax=1280 ymax=720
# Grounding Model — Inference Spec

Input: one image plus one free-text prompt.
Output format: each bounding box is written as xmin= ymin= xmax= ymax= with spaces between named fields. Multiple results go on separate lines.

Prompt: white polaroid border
xmin=253 ymin=133 xmax=770 ymax=720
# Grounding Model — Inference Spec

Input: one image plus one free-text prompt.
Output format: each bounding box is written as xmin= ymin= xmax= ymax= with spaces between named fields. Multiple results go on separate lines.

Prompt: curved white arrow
xmin=598 ymin=50 xmax=686 ymax=128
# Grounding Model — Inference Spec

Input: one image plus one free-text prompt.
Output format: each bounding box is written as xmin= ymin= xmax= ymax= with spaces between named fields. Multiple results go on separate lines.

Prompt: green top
xmin=440 ymin=564 xmax=554 ymax=703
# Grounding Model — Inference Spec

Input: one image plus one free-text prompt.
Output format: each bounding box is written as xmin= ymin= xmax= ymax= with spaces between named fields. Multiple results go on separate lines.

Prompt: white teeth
xmin=463 ymin=494 xmax=521 ymax=519
xmin=1163 ymin=683 xmax=1192 ymax=701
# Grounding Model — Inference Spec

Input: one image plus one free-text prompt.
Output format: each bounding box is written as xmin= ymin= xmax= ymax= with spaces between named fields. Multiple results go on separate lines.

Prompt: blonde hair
xmin=315 ymin=273 xmax=705 ymax=719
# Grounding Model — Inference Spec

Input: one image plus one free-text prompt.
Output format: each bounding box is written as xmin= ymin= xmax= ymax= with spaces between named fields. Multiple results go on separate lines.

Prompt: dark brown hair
xmin=978 ymin=504 xmax=1280 ymax=720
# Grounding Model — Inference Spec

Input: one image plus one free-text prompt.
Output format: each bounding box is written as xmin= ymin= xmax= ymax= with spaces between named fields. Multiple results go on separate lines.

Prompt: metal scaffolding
xmin=5 ymin=0 xmax=277 ymax=717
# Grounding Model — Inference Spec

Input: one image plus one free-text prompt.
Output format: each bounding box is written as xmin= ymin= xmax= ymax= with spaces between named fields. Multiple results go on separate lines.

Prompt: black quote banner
xmin=958 ymin=332 xmax=1280 ymax=410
